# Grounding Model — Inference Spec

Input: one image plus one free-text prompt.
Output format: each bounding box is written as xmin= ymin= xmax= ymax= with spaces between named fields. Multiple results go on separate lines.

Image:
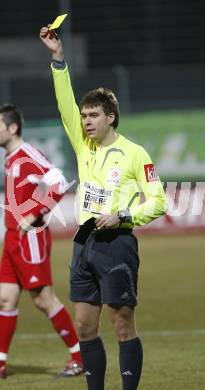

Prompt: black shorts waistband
xmin=74 ymin=219 xmax=133 ymax=244
xmin=94 ymin=228 xmax=132 ymax=235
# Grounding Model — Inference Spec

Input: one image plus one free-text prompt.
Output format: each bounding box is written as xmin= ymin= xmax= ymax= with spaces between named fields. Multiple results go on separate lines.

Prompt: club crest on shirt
xmin=107 ymin=168 xmax=122 ymax=186
xmin=144 ymin=163 xmax=159 ymax=182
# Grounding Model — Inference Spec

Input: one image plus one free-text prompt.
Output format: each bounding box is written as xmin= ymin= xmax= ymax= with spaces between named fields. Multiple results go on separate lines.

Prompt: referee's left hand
xmin=95 ymin=214 xmax=120 ymax=229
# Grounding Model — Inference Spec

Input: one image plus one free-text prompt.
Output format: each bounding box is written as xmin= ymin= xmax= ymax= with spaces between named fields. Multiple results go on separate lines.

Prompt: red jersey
xmin=4 ymin=142 xmax=67 ymax=229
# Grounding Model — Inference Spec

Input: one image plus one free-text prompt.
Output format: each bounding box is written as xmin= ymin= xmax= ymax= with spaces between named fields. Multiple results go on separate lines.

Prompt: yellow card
xmin=49 ymin=14 xmax=68 ymax=30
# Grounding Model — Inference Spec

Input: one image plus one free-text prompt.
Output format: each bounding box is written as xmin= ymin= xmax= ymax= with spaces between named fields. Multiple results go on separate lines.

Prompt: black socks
xmin=80 ymin=336 xmax=106 ymax=390
xmin=119 ymin=337 xmax=143 ymax=390
xmin=80 ymin=336 xmax=143 ymax=390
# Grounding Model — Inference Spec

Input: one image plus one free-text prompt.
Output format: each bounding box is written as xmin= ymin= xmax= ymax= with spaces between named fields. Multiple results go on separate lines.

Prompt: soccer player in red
xmin=0 ymin=104 xmax=83 ymax=379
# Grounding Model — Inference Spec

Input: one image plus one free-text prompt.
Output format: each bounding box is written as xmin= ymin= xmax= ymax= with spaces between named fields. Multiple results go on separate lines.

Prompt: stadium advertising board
xmin=0 ymin=184 xmax=205 ymax=241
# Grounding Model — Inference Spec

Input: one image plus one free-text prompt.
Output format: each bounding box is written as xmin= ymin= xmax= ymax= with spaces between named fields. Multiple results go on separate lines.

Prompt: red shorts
xmin=0 ymin=228 xmax=52 ymax=290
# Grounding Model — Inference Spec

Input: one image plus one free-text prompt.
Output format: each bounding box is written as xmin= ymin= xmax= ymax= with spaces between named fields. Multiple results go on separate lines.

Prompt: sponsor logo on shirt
xmin=82 ymin=182 xmax=112 ymax=214
xmin=144 ymin=164 xmax=159 ymax=182
xmin=107 ymin=168 xmax=122 ymax=186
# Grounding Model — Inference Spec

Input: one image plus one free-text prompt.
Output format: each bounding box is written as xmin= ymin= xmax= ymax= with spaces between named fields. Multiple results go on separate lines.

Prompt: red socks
xmin=0 ymin=309 xmax=18 ymax=365
xmin=49 ymin=305 xmax=81 ymax=362
xmin=0 ymin=306 xmax=81 ymax=366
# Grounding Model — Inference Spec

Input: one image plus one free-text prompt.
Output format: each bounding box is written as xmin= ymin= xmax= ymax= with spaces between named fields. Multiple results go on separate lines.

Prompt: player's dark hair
xmin=0 ymin=103 xmax=23 ymax=136
xmin=79 ymin=88 xmax=120 ymax=129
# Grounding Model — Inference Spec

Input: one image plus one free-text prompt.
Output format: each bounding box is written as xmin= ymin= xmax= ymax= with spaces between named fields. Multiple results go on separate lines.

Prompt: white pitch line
xmin=141 ymin=329 xmax=205 ymax=336
xmin=15 ymin=329 xmax=205 ymax=340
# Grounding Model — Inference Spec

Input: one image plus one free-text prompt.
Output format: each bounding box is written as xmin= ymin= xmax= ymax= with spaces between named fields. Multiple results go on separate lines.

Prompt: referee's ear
xmin=108 ymin=112 xmax=115 ymax=126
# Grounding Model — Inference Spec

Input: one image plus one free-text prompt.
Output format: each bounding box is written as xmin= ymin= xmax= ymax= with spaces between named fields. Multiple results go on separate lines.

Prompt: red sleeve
xmin=20 ymin=147 xmax=67 ymax=219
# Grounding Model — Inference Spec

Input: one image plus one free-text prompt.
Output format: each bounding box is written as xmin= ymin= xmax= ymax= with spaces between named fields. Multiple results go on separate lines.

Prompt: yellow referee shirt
xmin=52 ymin=65 xmax=167 ymax=227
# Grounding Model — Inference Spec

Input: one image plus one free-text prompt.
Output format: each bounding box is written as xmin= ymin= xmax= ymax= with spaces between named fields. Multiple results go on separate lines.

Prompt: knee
xmin=111 ymin=310 xmax=135 ymax=341
xmin=0 ymin=295 xmax=15 ymax=311
xmin=75 ymin=317 xmax=98 ymax=341
xmin=0 ymin=295 xmax=8 ymax=310
xmin=32 ymin=294 xmax=49 ymax=314
xmin=31 ymin=288 xmax=61 ymax=315
xmin=0 ymin=284 xmax=20 ymax=310
xmin=111 ymin=317 xmax=128 ymax=340
xmin=32 ymin=295 xmax=44 ymax=311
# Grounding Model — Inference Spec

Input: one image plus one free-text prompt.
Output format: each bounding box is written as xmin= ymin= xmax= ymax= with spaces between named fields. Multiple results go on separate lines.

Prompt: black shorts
xmin=70 ymin=223 xmax=139 ymax=307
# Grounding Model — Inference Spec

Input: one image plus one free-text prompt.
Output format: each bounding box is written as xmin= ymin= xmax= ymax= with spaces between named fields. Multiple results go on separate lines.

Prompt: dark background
xmin=0 ymin=0 xmax=205 ymax=118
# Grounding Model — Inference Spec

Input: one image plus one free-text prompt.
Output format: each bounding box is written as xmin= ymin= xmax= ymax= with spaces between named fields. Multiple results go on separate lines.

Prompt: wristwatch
xmin=117 ymin=209 xmax=132 ymax=224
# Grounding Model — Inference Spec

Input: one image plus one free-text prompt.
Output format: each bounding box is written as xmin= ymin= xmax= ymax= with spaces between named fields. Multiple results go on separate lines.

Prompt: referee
xmin=40 ymin=27 xmax=167 ymax=390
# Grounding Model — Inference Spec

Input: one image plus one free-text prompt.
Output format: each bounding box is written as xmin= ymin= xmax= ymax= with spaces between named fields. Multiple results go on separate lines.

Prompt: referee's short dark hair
xmin=80 ymin=88 xmax=120 ymax=129
xmin=0 ymin=103 xmax=23 ymax=136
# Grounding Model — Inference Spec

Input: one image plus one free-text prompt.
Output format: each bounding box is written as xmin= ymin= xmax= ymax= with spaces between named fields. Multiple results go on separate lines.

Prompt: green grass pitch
xmin=0 ymin=234 xmax=205 ymax=389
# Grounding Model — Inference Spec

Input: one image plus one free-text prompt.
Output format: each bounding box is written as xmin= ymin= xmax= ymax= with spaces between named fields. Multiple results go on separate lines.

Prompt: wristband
xmin=52 ymin=59 xmax=66 ymax=70
xmin=117 ymin=209 xmax=132 ymax=224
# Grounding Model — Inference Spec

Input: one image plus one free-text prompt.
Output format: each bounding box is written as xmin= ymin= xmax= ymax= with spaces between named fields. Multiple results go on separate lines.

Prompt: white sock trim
xmin=0 ymin=309 xmax=19 ymax=317
xmin=0 ymin=352 xmax=7 ymax=361
xmin=48 ymin=304 xmax=64 ymax=319
xmin=69 ymin=342 xmax=80 ymax=354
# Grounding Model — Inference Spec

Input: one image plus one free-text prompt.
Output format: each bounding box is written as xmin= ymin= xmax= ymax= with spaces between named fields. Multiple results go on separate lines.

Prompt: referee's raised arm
xmin=39 ymin=26 xmax=83 ymax=155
